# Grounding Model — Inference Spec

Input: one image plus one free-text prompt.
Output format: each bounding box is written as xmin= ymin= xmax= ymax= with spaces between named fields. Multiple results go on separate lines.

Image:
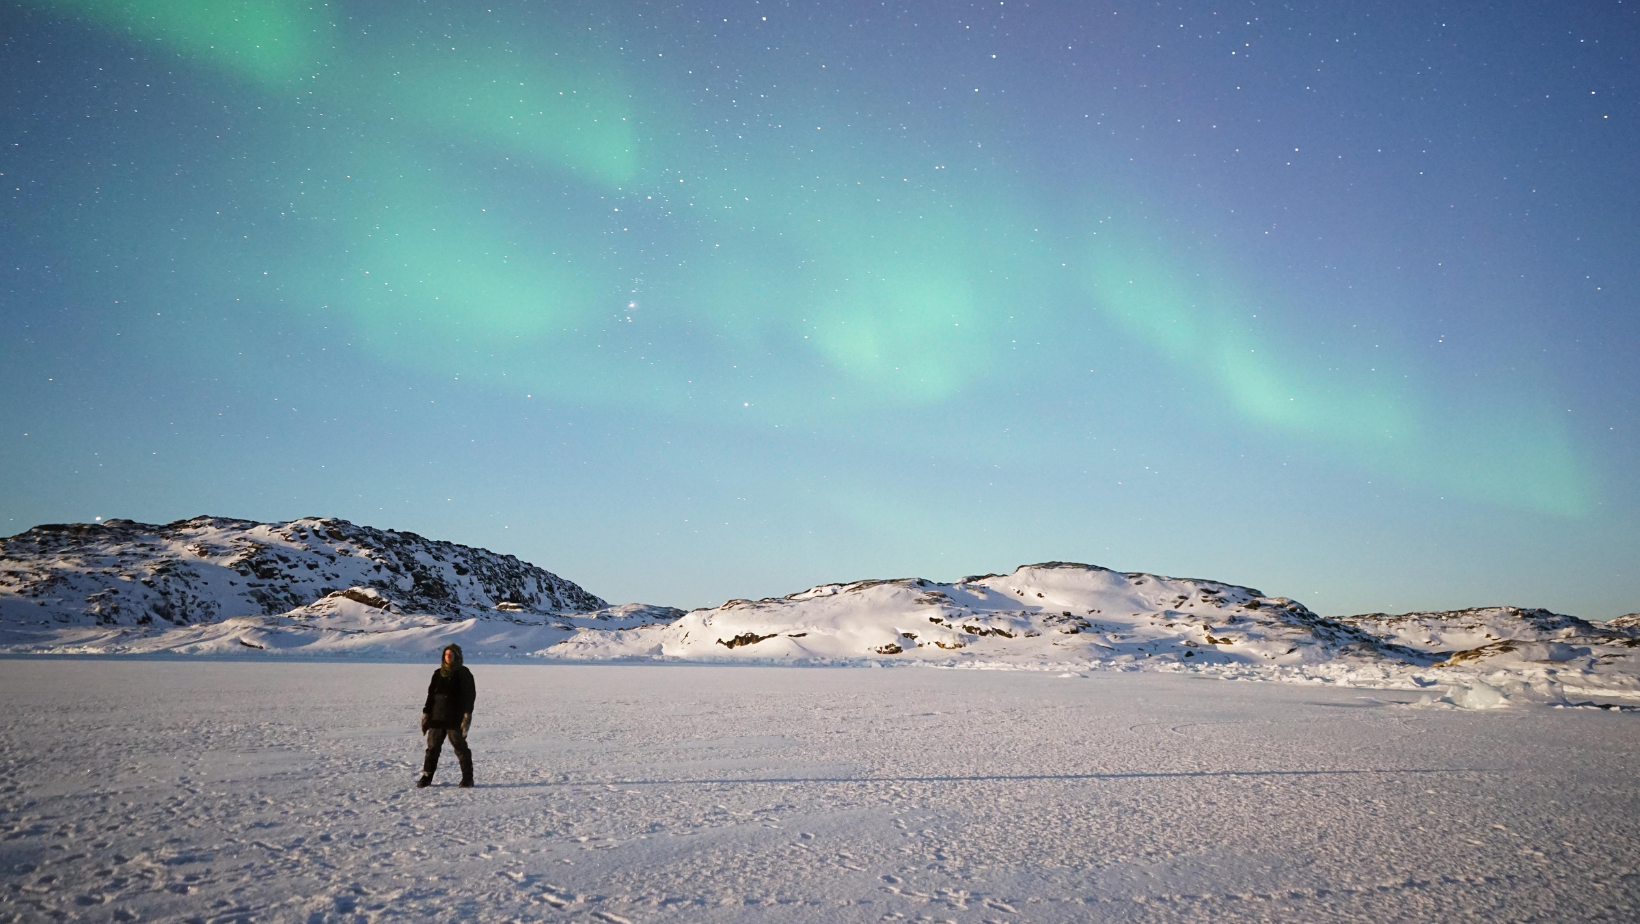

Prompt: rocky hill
xmin=551 ymin=561 xmax=1429 ymax=667
xmin=1334 ymin=606 xmax=1638 ymax=671
xmin=0 ymin=516 xmax=608 ymax=627
xmin=545 ymin=563 xmax=1639 ymax=704
xmin=3 ymin=526 xmax=1634 ymax=706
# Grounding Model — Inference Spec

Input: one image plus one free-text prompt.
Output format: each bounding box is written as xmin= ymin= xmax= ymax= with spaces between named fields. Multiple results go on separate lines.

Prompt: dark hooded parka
xmin=423 ymin=643 xmax=476 ymax=729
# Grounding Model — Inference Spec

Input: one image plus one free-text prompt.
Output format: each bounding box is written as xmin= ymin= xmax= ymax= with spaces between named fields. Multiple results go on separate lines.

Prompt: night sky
xmin=3 ymin=1 xmax=1636 ymax=616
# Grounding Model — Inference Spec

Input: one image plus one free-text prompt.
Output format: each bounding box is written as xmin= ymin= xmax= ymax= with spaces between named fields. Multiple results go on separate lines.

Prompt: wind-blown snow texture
xmin=2 ymin=522 xmax=1636 ymax=705
xmin=1 ymin=662 xmax=1636 ymax=923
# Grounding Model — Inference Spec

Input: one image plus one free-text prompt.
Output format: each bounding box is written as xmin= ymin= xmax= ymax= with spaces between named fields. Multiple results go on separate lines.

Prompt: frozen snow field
xmin=2 ymin=662 xmax=1636 ymax=923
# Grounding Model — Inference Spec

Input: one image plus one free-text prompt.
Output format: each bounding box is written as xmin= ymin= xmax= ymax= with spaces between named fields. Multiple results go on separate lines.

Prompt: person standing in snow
xmin=418 ymin=643 xmax=476 ymax=788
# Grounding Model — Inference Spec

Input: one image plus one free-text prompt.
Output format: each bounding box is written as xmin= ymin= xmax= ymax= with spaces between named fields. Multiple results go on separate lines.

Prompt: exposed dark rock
xmin=717 ymin=632 xmax=777 ymax=649
xmin=330 ymin=587 xmax=392 ymax=609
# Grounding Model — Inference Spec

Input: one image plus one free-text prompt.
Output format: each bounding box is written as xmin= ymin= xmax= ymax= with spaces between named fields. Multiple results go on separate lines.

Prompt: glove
xmin=419 ymin=714 xmax=428 ymax=735
xmin=460 ymin=714 xmax=471 ymax=737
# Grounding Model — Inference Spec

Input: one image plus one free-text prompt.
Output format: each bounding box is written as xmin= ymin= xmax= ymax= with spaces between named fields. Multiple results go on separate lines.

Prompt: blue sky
xmin=3 ymin=0 xmax=1636 ymax=616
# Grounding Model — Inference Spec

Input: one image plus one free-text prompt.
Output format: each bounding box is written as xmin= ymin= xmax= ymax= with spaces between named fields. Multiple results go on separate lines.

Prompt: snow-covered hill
xmin=546 ymin=563 xmax=1640 ymax=703
xmin=4 ymin=521 xmax=1635 ymax=705
xmin=1335 ymin=606 xmax=1639 ymax=672
xmin=550 ymin=562 xmax=1417 ymax=667
xmin=0 ymin=516 xmax=692 ymax=659
xmin=0 ymin=515 xmax=607 ymax=627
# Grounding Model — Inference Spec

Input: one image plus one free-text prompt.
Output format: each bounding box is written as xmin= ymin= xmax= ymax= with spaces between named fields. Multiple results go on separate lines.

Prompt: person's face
xmin=443 ymin=650 xmax=453 ymax=666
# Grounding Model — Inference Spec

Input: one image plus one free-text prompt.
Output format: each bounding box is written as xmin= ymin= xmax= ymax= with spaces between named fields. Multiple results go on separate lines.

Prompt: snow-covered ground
xmin=2 ymin=661 xmax=1636 ymax=923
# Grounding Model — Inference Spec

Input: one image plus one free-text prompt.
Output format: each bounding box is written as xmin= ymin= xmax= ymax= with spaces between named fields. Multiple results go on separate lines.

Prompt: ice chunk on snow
xmin=1445 ymin=681 xmax=1510 ymax=710
xmin=1415 ymin=677 xmax=1573 ymax=710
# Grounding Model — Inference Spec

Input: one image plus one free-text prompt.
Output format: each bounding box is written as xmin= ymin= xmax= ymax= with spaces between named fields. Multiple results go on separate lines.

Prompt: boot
xmin=418 ymin=747 xmax=439 ymax=788
xmin=458 ymin=751 xmax=474 ymax=788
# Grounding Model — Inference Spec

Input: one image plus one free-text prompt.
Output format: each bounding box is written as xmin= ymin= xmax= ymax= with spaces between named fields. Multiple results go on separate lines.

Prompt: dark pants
xmin=422 ymin=727 xmax=473 ymax=783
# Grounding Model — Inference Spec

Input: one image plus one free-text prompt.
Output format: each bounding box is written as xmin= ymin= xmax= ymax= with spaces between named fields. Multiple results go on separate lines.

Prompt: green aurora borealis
xmin=4 ymin=1 xmax=1636 ymax=613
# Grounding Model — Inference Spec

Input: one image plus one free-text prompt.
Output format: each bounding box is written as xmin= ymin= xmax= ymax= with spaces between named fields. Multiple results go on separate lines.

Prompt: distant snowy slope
xmin=551 ymin=562 xmax=1422 ymax=668
xmin=1335 ymin=606 xmax=1639 ymax=672
xmin=544 ymin=563 xmax=1640 ymax=702
xmin=0 ymin=516 xmax=608 ymax=628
